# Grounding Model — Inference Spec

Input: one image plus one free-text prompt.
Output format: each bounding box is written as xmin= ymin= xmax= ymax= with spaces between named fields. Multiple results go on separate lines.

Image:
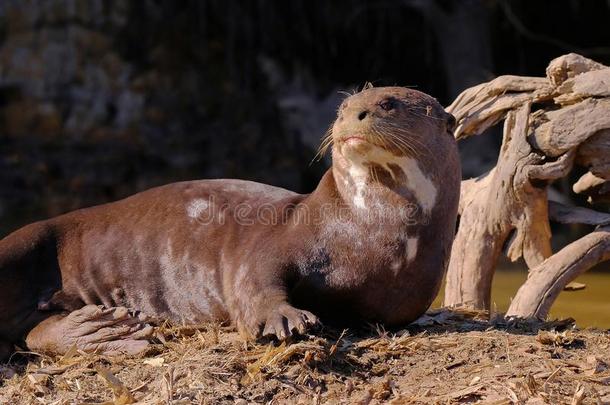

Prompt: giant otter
xmin=0 ymin=86 xmax=460 ymax=357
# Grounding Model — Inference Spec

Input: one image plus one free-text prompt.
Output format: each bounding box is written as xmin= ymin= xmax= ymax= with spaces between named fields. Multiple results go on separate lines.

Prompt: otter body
xmin=0 ymin=87 xmax=460 ymax=356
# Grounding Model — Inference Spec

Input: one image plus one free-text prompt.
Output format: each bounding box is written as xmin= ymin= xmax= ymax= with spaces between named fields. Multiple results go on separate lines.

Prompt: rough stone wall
xmin=0 ymin=1 xmax=309 ymax=233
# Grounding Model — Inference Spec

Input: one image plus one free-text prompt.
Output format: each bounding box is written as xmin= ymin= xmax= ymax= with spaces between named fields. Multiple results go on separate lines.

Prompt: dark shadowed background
xmin=0 ymin=0 xmax=609 ymax=235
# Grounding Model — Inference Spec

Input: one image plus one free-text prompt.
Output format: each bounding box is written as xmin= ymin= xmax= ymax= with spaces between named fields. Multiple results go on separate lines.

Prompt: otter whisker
xmin=390 ymin=135 xmax=432 ymax=159
xmin=372 ymin=123 xmax=425 ymax=159
xmin=389 ymin=136 xmax=420 ymax=159
xmin=312 ymin=127 xmax=334 ymax=162
xmin=385 ymin=136 xmax=412 ymax=156
xmin=391 ymin=135 xmax=428 ymax=160
xmin=371 ymin=126 xmax=419 ymax=158
xmin=362 ymin=82 xmax=374 ymax=91
xmin=379 ymin=130 xmax=417 ymax=157
xmin=386 ymin=129 xmax=431 ymax=153
xmin=369 ymin=165 xmax=380 ymax=184
xmin=377 ymin=123 xmax=434 ymax=158
xmin=370 ymin=126 xmax=390 ymax=150
xmin=395 ymin=132 xmax=435 ymax=158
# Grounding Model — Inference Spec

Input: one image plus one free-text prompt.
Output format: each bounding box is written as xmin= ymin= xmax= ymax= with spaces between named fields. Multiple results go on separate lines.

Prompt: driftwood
xmin=444 ymin=53 xmax=610 ymax=320
xmin=506 ymin=225 xmax=610 ymax=320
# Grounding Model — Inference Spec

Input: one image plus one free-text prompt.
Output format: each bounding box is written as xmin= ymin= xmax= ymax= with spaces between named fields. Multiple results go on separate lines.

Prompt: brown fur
xmin=0 ymin=87 xmax=460 ymax=357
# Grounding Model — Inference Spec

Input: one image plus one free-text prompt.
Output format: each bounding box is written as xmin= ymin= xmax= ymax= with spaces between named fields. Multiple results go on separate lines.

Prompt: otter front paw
xmin=261 ymin=304 xmax=319 ymax=340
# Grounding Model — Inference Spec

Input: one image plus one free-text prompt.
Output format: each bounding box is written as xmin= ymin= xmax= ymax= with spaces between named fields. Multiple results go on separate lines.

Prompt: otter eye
xmin=379 ymin=99 xmax=397 ymax=111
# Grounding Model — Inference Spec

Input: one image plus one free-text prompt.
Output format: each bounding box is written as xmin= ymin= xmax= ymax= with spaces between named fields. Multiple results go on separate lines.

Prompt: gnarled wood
xmin=554 ymin=68 xmax=610 ymax=105
xmin=444 ymin=102 xmax=567 ymax=309
xmin=444 ymin=53 xmax=610 ymax=317
xmin=573 ymin=172 xmax=606 ymax=194
xmin=447 ymin=75 xmax=552 ymax=139
xmin=573 ymin=172 xmax=610 ymax=205
xmin=530 ymin=98 xmax=610 ymax=157
xmin=546 ymin=53 xmax=606 ymax=87
xmin=576 ymin=129 xmax=610 ymax=180
xmin=506 ymin=226 xmax=610 ymax=320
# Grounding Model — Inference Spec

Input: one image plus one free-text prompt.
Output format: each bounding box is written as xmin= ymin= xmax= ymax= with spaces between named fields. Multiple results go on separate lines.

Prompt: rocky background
xmin=0 ymin=0 xmax=609 ymax=234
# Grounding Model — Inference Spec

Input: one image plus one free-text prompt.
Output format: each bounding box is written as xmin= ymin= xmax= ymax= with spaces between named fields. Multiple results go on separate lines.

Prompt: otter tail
xmin=0 ymin=220 xmax=61 ymax=342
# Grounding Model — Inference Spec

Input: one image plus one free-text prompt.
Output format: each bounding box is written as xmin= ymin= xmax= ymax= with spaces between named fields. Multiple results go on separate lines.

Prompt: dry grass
xmin=1 ymin=309 xmax=609 ymax=404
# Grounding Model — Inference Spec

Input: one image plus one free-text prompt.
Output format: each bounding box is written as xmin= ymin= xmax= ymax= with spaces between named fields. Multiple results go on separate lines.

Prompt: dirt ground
xmin=1 ymin=309 xmax=609 ymax=405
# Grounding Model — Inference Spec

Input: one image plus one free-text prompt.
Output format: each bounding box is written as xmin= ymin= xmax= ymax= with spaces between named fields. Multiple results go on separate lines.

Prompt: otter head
xmin=322 ymin=86 xmax=457 ymax=213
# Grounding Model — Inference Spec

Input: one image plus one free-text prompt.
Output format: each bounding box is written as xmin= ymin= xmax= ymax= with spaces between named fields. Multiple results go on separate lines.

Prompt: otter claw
xmin=262 ymin=305 xmax=319 ymax=340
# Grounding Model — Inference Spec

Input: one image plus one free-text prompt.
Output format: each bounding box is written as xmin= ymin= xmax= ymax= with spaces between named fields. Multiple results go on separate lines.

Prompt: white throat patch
xmin=346 ymin=161 xmax=369 ymax=209
xmin=341 ymin=145 xmax=438 ymax=213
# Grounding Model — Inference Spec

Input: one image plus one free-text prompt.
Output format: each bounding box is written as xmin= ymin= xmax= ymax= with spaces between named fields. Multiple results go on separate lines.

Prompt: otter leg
xmin=229 ymin=269 xmax=319 ymax=340
xmin=236 ymin=298 xmax=319 ymax=341
xmin=25 ymin=305 xmax=153 ymax=356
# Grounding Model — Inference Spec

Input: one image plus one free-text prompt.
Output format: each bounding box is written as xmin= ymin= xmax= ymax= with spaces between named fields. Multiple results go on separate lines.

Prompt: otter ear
xmin=444 ymin=112 xmax=456 ymax=133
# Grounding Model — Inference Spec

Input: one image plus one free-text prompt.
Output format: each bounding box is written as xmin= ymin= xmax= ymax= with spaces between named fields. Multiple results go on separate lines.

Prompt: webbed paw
xmin=261 ymin=304 xmax=319 ymax=340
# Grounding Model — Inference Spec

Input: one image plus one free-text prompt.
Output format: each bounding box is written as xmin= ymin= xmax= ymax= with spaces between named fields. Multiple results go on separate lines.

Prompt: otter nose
xmin=358 ymin=110 xmax=368 ymax=121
